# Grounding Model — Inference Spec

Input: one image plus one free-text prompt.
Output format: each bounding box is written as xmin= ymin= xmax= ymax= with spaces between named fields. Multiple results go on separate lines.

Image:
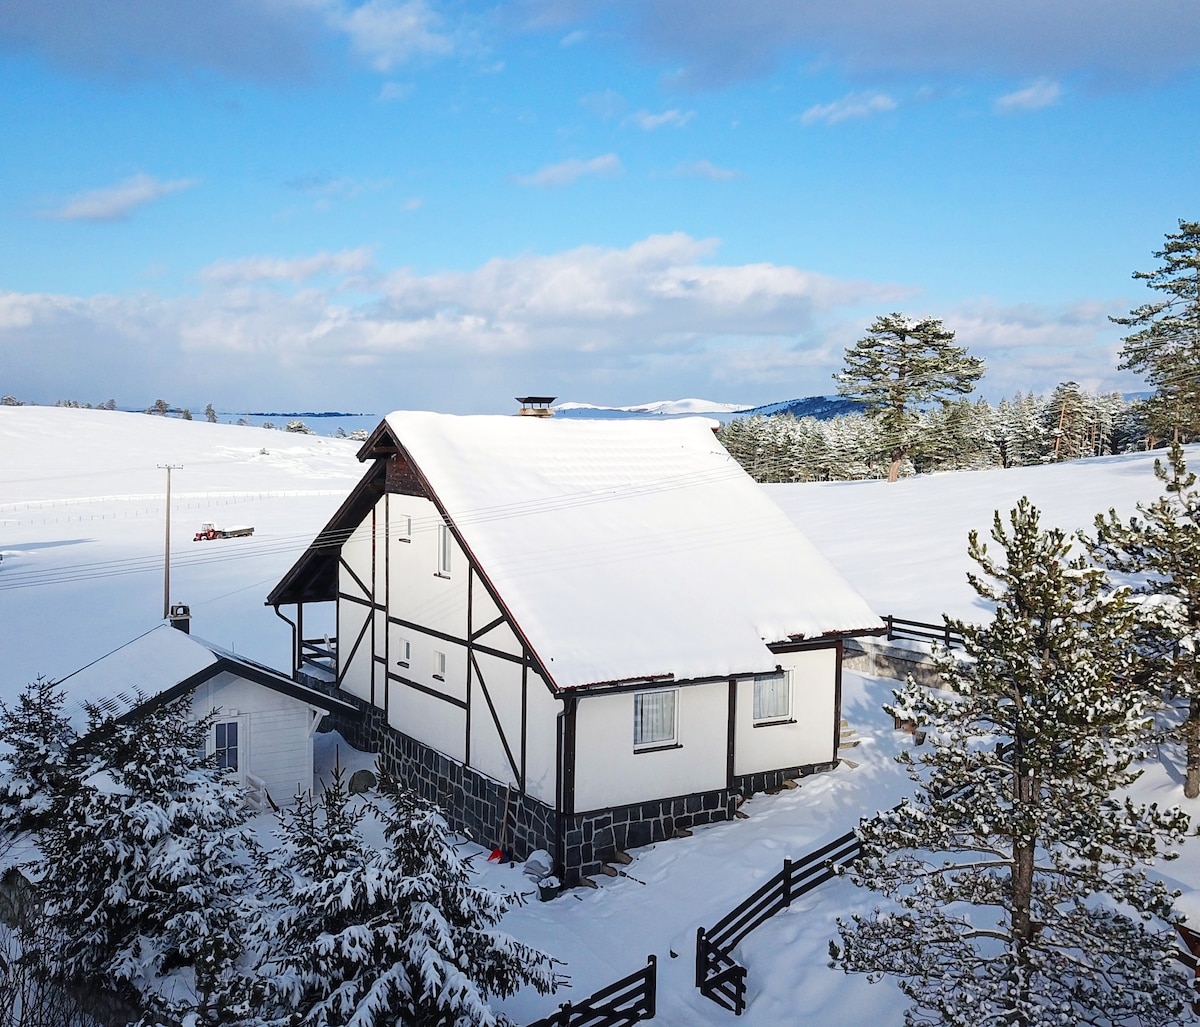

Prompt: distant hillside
xmin=737 ymin=396 xmax=866 ymax=420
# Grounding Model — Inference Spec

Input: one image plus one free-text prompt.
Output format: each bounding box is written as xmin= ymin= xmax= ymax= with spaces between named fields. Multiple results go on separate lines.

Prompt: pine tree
xmin=1112 ymin=219 xmax=1200 ymax=443
xmin=835 ymin=312 xmax=985 ymax=482
xmin=832 ymin=498 xmax=1193 ymax=1026
xmin=260 ymin=764 xmax=559 ymax=1027
xmin=1090 ymin=443 xmax=1200 ymax=798
xmin=39 ymin=698 xmax=259 ymax=1019
xmin=205 ymin=404 xmax=217 ymax=423
xmin=0 ymin=676 xmax=76 ymax=839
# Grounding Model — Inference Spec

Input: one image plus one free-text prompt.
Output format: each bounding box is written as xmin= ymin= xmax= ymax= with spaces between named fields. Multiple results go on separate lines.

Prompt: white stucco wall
xmin=733 ymin=646 xmax=837 ymax=776
xmin=572 ymin=682 xmax=728 ymax=813
xmin=190 ymin=671 xmax=318 ymax=803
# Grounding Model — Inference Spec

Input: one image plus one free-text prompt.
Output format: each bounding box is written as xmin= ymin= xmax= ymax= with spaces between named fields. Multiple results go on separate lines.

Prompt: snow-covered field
xmin=4 ymin=406 xmax=1200 ymax=1025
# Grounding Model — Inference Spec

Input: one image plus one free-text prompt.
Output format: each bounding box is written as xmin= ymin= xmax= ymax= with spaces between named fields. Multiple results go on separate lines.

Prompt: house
xmin=54 ymin=617 xmax=359 ymax=807
xmin=268 ymin=410 xmax=883 ymax=883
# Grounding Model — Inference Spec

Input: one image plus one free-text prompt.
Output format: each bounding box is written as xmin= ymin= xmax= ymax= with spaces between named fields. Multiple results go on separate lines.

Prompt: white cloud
xmin=43 ymin=174 xmax=199 ymax=222
xmin=995 ymin=78 xmax=1062 ymax=113
xmin=560 ymin=29 xmax=587 ymax=47
xmin=576 ymin=0 xmax=1200 ymax=88
xmin=330 ymin=0 xmax=452 ymax=72
xmin=378 ymin=80 xmax=414 ymax=102
xmin=199 ymin=247 xmax=375 ymax=284
xmin=673 ymin=159 xmax=741 ymax=181
xmin=513 ymin=153 xmax=624 ymax=187
xmin=403 ymin=197 xmax=424 ymax=210
xmin=800 ymin=91 xmax=896 ymax=126
xmin=627 ymin=108 xmax=695 ymax=130
xmin=580 ymin=89 xmax=627 ymax=120
xmin=0 ymin=235 xmax=911 ymax=410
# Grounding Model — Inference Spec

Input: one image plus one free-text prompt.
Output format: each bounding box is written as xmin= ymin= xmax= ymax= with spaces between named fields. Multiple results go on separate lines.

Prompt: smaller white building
xmin=57 ymin=623 xmax=359 ymax=806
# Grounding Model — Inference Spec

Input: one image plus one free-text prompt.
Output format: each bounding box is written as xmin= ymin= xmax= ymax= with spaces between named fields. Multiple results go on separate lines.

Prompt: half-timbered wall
xmin=337 ymin=485 xmax=561 ymax=808
xmin=733 ymin=644 xmax=838 ymax=777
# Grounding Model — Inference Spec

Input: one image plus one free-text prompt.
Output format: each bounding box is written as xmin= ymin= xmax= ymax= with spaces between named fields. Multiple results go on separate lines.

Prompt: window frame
xmin=436 ymin=523 xmax=452 ymax=577
xmin=752 ymin=670 xmax=794 ymax=726
xmin=396 ymin=637 xmax=411 ymax=668
xmin=213 ymin=720 xmax=240 ymax=772
xmin=433 ymin=649 xmax=447 ymax=681
xmin=633 ymin=687 xmax=679 ymax=752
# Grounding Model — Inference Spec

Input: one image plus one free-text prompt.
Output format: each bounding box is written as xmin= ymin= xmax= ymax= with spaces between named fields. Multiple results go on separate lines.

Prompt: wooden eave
xmin=265 ymin=460 xmax=386 ymax=607
xmin=766 ymin=624 xmax=887 ymax=651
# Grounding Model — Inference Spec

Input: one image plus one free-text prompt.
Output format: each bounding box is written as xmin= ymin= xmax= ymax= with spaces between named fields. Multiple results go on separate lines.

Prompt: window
xmin=633 ymin=689 xmax=677 ymax=750
xmin=214 ymin=721 xmax=239 ymax=772
xmin=433 ymin=650 xmax=447 ymax=681
xmin=437 ymin=523 xmax=452 ymax=576
xmin=753 ymin=671 xmax=792 ymax=724
xmin=397 ymin=638 xmax=411 ymax=668
xmin=397 ymin=513 xmax=412 ymax=540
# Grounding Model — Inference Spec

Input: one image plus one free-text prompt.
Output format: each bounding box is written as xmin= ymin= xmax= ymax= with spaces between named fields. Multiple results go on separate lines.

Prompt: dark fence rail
xmin=528 ymin=955 xmax=657 ymax=1027
xmin=696 ymin=831 xmax=862 ymax=1014
xmin=883 ymin=615 xmax=964 ymax=650
xmin=300 ymin=635 xmax=336 ymax=665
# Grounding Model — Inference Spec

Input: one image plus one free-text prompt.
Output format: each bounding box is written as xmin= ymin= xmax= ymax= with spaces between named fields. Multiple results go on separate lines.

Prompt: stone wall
xmin=315 ymin=694 xmax=557 ymax=864
xmin=842 ymin=636 xmax=944 ymax=686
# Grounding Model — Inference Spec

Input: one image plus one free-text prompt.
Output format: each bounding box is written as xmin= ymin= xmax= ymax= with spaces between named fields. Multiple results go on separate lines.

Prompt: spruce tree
xmin=832 ymin=498 xmax=1193 ymax=1026
xmin=835 ymin=312 xmax=985 ymax=482
xmin=39 ymin=698 xmax=259 ymax=1020
xmin=260 ymin=764 xmax=559 ymax=1027
xmin=1090 ymin=442 xmax=1200 ymax=798
xmin=1112 ymin=219 xmax=1200 ymax=443
xmin=0 ymin=676 xmax=76 ymax=839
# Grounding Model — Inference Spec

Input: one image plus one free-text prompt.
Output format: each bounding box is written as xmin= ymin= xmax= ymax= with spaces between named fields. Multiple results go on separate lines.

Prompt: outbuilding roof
xmin=377 ymin=411 xmax=881 ymax=689
xmin=55 ymin=624 xmax=358 ymax=733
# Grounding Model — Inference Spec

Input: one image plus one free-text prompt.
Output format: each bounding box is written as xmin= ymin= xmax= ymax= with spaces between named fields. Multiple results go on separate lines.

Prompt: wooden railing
xmin=882 ymin=615 xmax=964 ymax=650
xmin=528 ymin=955 xmax=657 ymax=1027
xmin=696 ymin=831 xmax=862 ymax=1014
xmin=300 ymin=635 xmax=336 ymax=667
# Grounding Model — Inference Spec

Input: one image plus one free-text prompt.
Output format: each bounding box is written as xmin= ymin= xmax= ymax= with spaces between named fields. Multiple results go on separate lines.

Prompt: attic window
xmin=633 ymin=689 xmax=678 ymax=751
xmin=397 ymin=638 xmax=411 ymax=668
xmin=396 ymin=514 xmax=412 ymax=541
xmin=433 ymin=650 xmax=447 ymax=681
xmin=437 ymin=523 xmax=452 ymax=577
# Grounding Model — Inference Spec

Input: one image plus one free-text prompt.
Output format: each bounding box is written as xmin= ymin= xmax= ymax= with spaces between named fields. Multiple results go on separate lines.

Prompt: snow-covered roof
xmin=383 ymin=411 xmax=882 ymax=689
xmin=55 ymin=624 xmax=354 ymax=732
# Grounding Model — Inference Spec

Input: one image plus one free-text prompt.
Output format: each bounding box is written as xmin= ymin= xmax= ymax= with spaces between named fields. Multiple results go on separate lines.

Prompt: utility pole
xmin=159 ymin=464 xmax=182 ymax=619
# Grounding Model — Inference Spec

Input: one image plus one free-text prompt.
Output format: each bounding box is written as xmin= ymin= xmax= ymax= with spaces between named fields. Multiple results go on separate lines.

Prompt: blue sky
xmin=2 ymin=1 xmax=1197 ymax=414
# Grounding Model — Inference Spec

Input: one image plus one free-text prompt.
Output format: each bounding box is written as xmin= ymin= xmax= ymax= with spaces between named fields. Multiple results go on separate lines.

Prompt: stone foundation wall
xmin=314 ymin=693 xmax=557 ymax=865
xmin=565 ymin=789 xmax=737 ymax=883
xmin=735 ymin=760 xmax=837 ymax=798
xmin=311 ymin=679 xmax=841 ymax=887
xmin=842 ymin=636 xmax=944 ymax=686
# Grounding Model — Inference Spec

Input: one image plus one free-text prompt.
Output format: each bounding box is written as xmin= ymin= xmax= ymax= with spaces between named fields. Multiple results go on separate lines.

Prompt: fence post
xmin=695 ymin=926 xmax=706 ymax=987
xmin=885 ymin=614 xmax=894 ymax=640
xmin=783 ymin=857 xmax=793 ymax=908
xmin=556 ymin=1000 xmax=572 ymax=1027
xmin=645 ymin=953 xmax=657 ymax=1019
xmin=944 ymin=622 xmax=952 ymax=648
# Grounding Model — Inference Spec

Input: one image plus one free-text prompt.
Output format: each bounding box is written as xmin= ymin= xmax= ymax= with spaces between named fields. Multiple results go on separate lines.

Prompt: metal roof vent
xmin=516 ymin=396 xmax=556 ymax=417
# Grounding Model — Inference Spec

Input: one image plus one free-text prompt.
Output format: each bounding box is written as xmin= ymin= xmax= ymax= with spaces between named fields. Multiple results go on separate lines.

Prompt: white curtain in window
xmin=753 ymin=672 xmax=790 ymax=721
xmin=635 ymin=690 xmax=676 ymax=746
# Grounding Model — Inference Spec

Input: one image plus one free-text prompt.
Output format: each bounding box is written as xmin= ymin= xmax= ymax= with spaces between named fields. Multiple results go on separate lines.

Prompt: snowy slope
xmin=766 ymin=447 xmax=1200 ymax=625
xmin=0 ymin=407 xmax=360 ymax=688
xmin=5 ymin=408 xmax=1200 ymax=1026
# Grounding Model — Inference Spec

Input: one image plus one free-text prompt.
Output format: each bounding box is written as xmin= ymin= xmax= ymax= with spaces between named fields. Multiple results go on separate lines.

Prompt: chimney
xmin=516 ymin=396 xmax=556 ymax=418
xmin=169 ymin=603 xmax=192 ymax=633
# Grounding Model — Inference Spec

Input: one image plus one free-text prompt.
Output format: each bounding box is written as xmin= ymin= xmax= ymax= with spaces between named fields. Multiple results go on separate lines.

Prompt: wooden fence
xmin=528 ymin=955 xmax=657 ymax=1027
xmin=695 ymin=831 xmax=862 ymax=1014
xmin=882 ymin=614 xmax=965 ymax=650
